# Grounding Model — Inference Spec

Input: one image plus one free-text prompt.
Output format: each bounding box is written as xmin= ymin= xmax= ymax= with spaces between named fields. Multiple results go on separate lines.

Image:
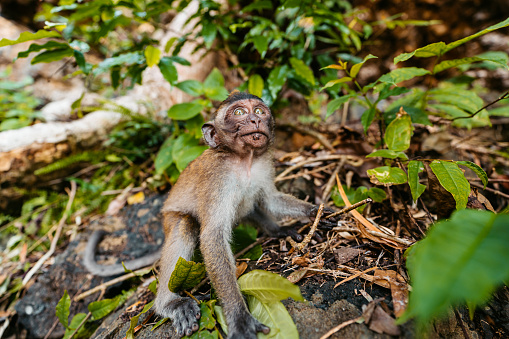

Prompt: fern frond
xmin=35 ymin=151 xmax=107 ymax=176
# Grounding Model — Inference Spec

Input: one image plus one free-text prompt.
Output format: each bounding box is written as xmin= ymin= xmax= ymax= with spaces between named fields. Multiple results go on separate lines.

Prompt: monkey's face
xmin=202 ymin=96 xmax=275 ymax=156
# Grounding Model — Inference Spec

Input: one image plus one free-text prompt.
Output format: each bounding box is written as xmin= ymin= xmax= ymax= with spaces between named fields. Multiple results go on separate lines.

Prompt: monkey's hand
xmin=309 ymin=205 xmax=337 ymax=228
xmin=159 ymin=297 xmax=201 ymax=337
xmin=227 ymin=311 xmax=270 ymax=339
xmin=273 ymin=227 xmax=303 ymax=242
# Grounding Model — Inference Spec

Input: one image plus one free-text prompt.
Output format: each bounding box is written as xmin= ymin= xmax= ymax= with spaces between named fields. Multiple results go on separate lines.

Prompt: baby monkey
xmin=85 ymin=92 xmax=320 ymax=338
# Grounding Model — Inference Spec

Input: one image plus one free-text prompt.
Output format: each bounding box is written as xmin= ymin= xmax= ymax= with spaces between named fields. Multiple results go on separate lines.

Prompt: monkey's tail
xmin=83 ymin=230 xmax=161 ymax=277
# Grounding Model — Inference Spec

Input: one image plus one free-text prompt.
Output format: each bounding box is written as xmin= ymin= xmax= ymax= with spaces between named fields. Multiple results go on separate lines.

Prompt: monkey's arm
xmin=83 ymin=230 xmax=161 ymax=277
xmin=261 ymin=189 xmax=315 ymax=220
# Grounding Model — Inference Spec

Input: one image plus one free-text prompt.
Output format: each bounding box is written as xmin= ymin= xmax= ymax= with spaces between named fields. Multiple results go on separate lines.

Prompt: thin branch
xmin=450 ymin=90 xmax=509 ymax=121
xmin=320 ymin=316 xmax=363 ymax=339
xmin=287 ymin=204 xmax=324 ymax=251
xmin=23 ymin=181 xmax=77 ymax=286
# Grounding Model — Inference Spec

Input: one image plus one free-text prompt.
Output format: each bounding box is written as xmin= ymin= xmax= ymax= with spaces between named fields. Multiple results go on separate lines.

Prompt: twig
xmin=279 ymin=122 xmax=335 ymax=151
xmin=334 ymin=266 xmax=378 ymax=288
xmin=471 ymin=182 xmax=509 ymax=199
xmin=325 ymin=199 xmax=373 ymax=220
xmin=454 ymin=308 xmax=472 ymax=339
xmin=320 ymin=316 xmax=363 ymax=339
xmin=321 ymin=159 xmax=346 ymax=202
xmin=287 ymin=204 xmax=324 ymax=251
xmin=22 ymin=181 xmax=77 ymax=286
xmin=450 ymin=90 xmax=509 ymax=121
xmin=331 ymin=227 xmax=414 ymax=246
xmin=275 ymin=155 xmax=355 ymax=181
xmin=75 ymin=267 xmax=152 ymax=301
xmin=275 ymin=162 xmax=336 ymax=182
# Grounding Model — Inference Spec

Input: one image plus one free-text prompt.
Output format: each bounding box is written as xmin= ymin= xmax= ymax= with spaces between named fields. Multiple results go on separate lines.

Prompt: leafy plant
xmin=401 ymin=210 xmax=509 ymax=325
xmin=0 ymin=69 xmax=42 ymax=131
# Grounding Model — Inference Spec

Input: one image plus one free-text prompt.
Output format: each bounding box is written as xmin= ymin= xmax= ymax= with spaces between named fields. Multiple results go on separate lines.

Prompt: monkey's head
xmin=202 ymin=91 xmax=275 ymax=157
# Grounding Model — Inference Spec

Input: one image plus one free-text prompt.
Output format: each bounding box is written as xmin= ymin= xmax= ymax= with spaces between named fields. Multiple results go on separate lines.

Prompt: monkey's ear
xmin=202 ymin=122 xmax=218 ymax=148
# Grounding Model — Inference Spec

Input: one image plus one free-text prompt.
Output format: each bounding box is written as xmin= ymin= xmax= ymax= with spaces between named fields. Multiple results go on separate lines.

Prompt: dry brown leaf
xmin=235 ymin=262 xmax=248 ymax=278
xmin=374 ymin=269 xmax=408 ymax=317
xmin=127 ymin=191 xmax=145 ymax=205
xmin=368 ymin=305 xmax=401 ymax=336
xmin=287 ymin=269 xmax=309 ymax=284
xmin=333 ymin=247 xmax=364 ymax=265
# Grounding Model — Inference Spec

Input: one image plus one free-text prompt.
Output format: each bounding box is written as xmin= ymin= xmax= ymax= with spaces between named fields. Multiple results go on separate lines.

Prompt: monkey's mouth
xmin=241 ymin=131 xmax=268 ymax=145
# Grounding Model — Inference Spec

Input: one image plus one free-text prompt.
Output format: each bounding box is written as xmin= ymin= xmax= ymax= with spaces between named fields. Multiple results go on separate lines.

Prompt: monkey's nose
xmin=249 ymin=114 xmax=261 ymax=128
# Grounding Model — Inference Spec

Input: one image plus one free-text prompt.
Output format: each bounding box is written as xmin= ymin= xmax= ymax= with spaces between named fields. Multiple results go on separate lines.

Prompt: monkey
xmin=84 ymin=91 xmax=323 ymax=338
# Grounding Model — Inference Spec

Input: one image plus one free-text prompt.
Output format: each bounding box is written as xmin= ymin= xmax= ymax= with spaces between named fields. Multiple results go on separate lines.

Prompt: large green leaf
xmin=204 ymin=68 xmax=225 ymax=88
xmin=154 ymin=136 xmax=174 ymax=174
xmin=367 ymin=166 xmax=408 ymax=186
xmin=408 ymin=161 xmax=426 ymax=202
xmin=168 ymin=257 xmax=206 ymax=293
xmin=402 ymin=210 xmax=509 ymax=324
xmin=320 ymin=77 xmax=352 ymax=91
xmin=429 ymin=160 xmax=470 ymax=210
xmin=238 ymin=270 xmax=304 ymax=303
xmin=176 ymin=80 xmax=203 ymax=96
xmin=16 ymin=41 xmax=69 ymax=59
xmin=456 ymin=161 xmax=488 ymax=189
xmin=56 ymin=290 xmax=71 ymax=329
xmin=384 ymin=111 xmax=413 ymax=151
xmin=0 ymin=30 xmax=60 ymax=47
xmin=378 ymin=67 xmax=431 ymax=85
xmin=267 ymin=65 xmax=288 ymax=100
xmin=248 ymin=74 xmax=264 ymax=97
xmin=252 ymin=36 xmax=269 ymax=58
xmin=88 ymin=295 xmax=124 ymax=320
xmin=158 ymin=57 xmax=178 ymax=85
xmin=247 ymin=296 xmax=298 ymax=339
xmin=361 ymin=107 xmax=376 ymax=132
xmin=289 ymin=57 xmax=315 ymax=86
xmin=167 ymin=101 xmax=204 ymax=120
xmin=63 ymin=313 xmax=88 ymax=339
xmin=429 ymin=87 xmax=483 ymax=114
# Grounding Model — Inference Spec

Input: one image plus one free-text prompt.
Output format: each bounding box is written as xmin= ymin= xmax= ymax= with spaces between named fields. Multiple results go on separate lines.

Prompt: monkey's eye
xmin=254 ymin=108 xmax=264 ymax=115
xmin=234 ymin=108 xmax=246 ymax=115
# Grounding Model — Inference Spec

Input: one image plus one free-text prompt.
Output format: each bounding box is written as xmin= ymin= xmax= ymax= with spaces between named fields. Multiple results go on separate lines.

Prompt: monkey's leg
xmin=155 ymin=212 xmax=201 ymax=337
xmin=243 ymin=207 xmax=302 ymax=241
xmin=200 ymin=224 xmax=270 ymax=339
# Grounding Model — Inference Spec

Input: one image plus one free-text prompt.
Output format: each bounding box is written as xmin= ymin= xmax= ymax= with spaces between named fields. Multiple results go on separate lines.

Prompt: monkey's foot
xmin=158 ymin=297 xmax=201 ymax=337
xmin=227 ymin=312 xmax=270 ymax=339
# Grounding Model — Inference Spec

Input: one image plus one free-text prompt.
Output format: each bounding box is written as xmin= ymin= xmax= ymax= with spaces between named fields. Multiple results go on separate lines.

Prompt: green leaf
xmin=402 ymin=210 xmax=509 ymax=324
xmin=167 ymin=101 xmax=204 ymax=120
xmin=367 ymin=166 xmax=408 ymax=186
xmin=248 ymin=74 xmax=264 ymax=97
xmin=0 ymin=29 xmax=60 ymax=47
xmin=144 ymin=45 xmax=161 ymax=67
xmin=88 ymin=295 xmax=124 ymax=320
xmin=31 ymin=47 xmax=73 ymax=64
xmin=366 ymin=150 xmax=408 ymax=160
xmin=176 ymin=80 xmax=203 ymax=96
xmin=201 ymin=21 xmax=217 ymax=49
xmin=63 ymin=313 xmax=87 ymax=339
xmin=56 ymin=290 xmax=71 ymax=329
xmin=367 ymin=187 xmax=387 ymax=202
xmin=247 ymin=296 xmax=298 ymax=339
xmin=238 ymin=270 xmax=304 ymax=303
xmin=429 ymin=160 xmax=470 ymax=210
xmin=168 ymin=257 xmax=206 ymax=293
xmin=126 ymin=301 xmax=154 ymax=339
xmin=320 ymin=77 xmax=352 ymax=91
xmin=267 ymin=65 xmax=288 ymax=100
xmin=214 ymin=306 xmax=228 ymax=335
xmin=350 ymin=54 xmax=377 ymax=78
xmin=394 ymin=42 xmax=447 ymax=64
xmin=408 ymin=161 xmax=426 ymax=202
xmin=444 ymin=17 xmax=509 ymax=53
xmin=429 ymin=86 xmax=483 ymax=114
xmin=289 ymin=57 xmax=315 ymax=86
xmin=93 ymin=52 xmax=144 ymax=75
xmin=204 ymin=68 xmax=225 ymax=89
xmin=376 ymin=85 xmax=411 ymax=102
xmin=158 ymin=57 xmax=178 ymax=85
xmin=252 ymin=36 xmax=269 ymax=58
xmin=175 ymin=145 xmax=208 ymax=172
xmin=385 ymin=110 xmax=413 ymax=151
xmin=16 ymin=41 xmax=69 ymax=59
xmin=378 ymin=67 xmax=431 ymax=85
xmin=361 ymin=107 xmax=376 ymax=132
xmin=197 ymin=302 xmax=216 ymax=331
xmin=456 ymin=161 xmax=488 ymax=189
xmin=326 ymin=94 xmax=354 ymax=118
xmin=433 ymin=56 xmax=508 ymax=73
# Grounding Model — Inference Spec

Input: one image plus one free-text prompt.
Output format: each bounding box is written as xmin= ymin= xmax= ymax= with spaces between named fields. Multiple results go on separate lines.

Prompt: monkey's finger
xmin=288 ymin=229 xmax=303 ymax=242
xmin=255 ymin=323 xmax=271 ymax=335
